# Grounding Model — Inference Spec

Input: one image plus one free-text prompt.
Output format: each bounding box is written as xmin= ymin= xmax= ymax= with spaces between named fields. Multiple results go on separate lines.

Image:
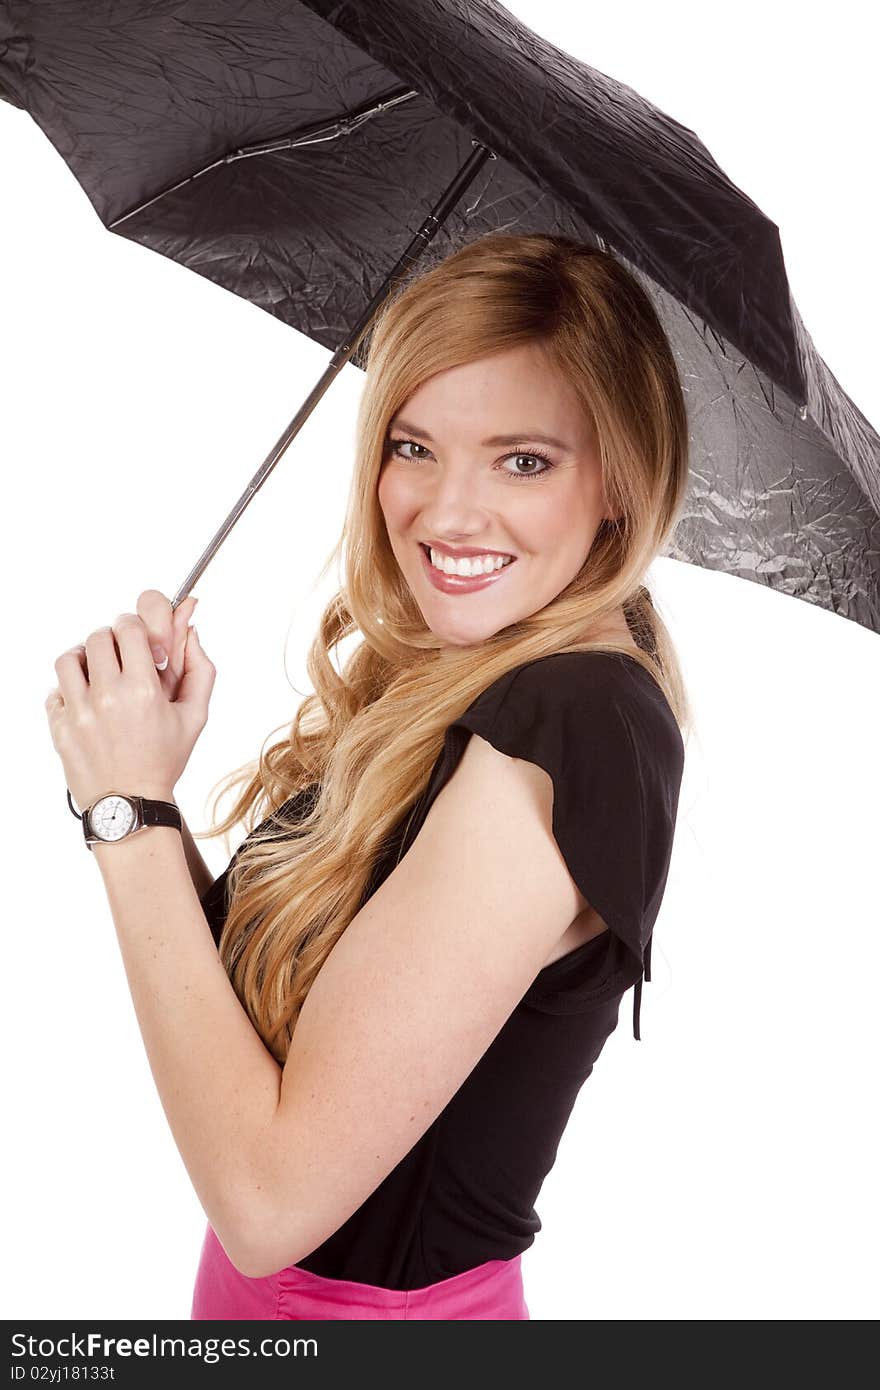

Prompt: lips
xmin=419 ymin=542 xmax=517 ymax=593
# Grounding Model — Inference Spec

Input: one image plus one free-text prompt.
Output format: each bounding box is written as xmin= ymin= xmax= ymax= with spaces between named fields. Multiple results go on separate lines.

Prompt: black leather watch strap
xmin=140 ymin=798 xmax=182 ymax=831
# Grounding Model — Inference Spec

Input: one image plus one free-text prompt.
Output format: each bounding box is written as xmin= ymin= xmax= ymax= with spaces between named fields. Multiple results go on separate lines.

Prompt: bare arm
xmin=91 ymin=825 xmax=282 ymax=1270
xmin=179 ymin=810 xmax=216 ymax=901
xmin=87 ymin=731 xmax=583 ymax=1279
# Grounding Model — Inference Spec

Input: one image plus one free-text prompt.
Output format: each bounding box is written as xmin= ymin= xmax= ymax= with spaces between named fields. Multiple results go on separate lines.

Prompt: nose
xmin=418 ymin=459 xmax=491 ymax=538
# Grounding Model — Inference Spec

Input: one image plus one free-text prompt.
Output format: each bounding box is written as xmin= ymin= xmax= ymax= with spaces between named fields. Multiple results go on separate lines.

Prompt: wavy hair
xmin=196 ymin=232 xmax=693 ymax=1065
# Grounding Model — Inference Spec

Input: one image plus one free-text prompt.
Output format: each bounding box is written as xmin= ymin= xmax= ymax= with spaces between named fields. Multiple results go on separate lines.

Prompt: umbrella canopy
xmin=1 ymin=0 xmax=878 ymax=632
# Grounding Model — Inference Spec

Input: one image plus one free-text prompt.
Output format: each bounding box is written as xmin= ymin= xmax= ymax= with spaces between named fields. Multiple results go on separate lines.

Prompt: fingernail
xmin=152 ymin=646 xmax=168 ymax=670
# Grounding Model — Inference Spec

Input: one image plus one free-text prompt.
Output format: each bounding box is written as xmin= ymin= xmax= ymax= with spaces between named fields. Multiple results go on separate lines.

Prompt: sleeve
xmin=446 ymin=652 xmax=685 ymax=1039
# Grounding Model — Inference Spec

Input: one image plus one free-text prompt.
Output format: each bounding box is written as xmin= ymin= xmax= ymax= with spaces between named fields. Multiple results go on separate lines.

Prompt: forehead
xmin=391 ymin=344 xmax=592 ymax=448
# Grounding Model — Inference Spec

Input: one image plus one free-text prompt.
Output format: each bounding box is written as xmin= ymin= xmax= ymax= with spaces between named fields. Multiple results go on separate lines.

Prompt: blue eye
xmin=385 ymin=438 xmax=555 ymax=482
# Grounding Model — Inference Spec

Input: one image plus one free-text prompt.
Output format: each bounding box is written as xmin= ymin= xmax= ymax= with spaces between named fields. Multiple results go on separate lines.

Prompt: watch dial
xmin=92 ymin=795 xmax=136 ymax=841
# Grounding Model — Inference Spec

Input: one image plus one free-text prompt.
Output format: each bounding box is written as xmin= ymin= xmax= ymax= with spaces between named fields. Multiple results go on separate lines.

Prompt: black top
xmin=199 ymin=651 xmax=685 ymax=1289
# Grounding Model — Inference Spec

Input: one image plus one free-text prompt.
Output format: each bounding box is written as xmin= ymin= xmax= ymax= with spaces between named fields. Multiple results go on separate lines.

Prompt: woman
xmin=46 ymin=232 xmax=693 ymax=1320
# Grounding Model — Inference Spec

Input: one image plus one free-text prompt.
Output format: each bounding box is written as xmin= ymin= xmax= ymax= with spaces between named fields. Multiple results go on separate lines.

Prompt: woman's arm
xmin=89 ymin=731 xmax=585 ymax=1282
xmin=91 ymin=826 xmax=283 ymax=1272
xmin=178 ymin=810 xmax=216 ymax=901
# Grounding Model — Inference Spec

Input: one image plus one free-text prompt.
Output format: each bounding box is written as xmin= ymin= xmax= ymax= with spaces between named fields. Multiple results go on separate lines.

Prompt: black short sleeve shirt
xmin=199 ymin=651 xmax=685 ymax=1289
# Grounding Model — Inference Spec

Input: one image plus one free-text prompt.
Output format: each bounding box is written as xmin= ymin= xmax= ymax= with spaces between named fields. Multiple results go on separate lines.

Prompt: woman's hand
xmin=137 ymin=589 xmax=200 ymax=701
xmin=45 ymin=590 xmax=216 ymax=810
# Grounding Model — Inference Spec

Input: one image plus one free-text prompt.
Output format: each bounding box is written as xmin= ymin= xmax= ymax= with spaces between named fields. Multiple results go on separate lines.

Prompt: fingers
xmin=170 ymin=595 xmax=199 ymax=671
xmin=53 ymin=642 xmax=89 ymax=709
xmin=136 ymin=589 xmax=198 ymax=674
xmin=82 ymin=625 xmax=120 ymax=693
xmin=177 ymin=622 xmax=216 ymax=720
xmin=54 ymin=595 xmax=200 ymax=712
xmin=44 ymin=685 xmax=65 ymax=722
xmin=112 ymin=612 xmax=164 ymax=685
xmin=136 ymin=589 xmax=174 ymax=667
xmin=136 ymin=589 xmax=173 ymax=628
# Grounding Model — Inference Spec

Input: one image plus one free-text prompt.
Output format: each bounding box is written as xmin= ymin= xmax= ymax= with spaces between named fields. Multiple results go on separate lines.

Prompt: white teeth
xmin=428 ymin=547 xmax=514 ymax=577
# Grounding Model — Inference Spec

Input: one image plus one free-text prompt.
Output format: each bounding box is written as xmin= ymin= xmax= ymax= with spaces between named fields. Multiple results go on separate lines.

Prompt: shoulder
xmin=465 ymin=648 xmax=667 ymax=712
xmin=454 ymin=650 xmax=684 ymax=783
xmin=506 ymin=648 xmax=674 ymax=717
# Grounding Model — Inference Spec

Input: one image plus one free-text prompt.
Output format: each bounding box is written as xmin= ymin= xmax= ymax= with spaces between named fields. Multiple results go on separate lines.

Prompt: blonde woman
xmin=47 ymin=232 xmax=692 ymax=1320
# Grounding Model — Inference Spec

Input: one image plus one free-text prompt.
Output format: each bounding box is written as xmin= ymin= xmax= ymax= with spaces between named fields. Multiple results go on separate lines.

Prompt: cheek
xmin=519 ymin=492 xmax=598 ymax=574
xmin=524 ymin=495 xmax=584 ymax=552
xmin=377 ymin=466 xmax=407 ymax=528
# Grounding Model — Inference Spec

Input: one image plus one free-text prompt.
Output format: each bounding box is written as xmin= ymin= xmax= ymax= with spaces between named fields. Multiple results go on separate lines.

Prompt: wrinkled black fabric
xmin=199 ymin=651 xmax=684 ymax=1287
xmin=1 ymin=0 xmax=878 ymax=633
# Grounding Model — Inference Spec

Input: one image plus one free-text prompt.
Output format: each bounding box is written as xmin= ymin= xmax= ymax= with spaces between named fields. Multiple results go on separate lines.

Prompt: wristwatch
xmin=67 ymin=788 xmax=182 ymax=851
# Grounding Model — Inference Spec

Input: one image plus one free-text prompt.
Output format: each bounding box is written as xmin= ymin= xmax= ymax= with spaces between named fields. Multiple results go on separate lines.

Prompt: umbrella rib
xmin=108 ymin=85 xmax=419 ymax=230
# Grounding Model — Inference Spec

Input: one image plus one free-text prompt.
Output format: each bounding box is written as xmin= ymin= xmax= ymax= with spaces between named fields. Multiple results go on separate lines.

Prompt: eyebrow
xmin=387 ymin=418 xmax=572 ymax=450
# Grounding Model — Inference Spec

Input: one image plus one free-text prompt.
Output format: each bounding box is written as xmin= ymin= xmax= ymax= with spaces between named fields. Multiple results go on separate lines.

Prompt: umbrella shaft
xmin=171 ymin=141 xmax=496 ymax=610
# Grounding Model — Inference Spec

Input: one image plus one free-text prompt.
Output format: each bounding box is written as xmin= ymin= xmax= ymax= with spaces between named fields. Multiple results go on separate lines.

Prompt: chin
xmin=423 ymin=614 xmax=509 ymax=648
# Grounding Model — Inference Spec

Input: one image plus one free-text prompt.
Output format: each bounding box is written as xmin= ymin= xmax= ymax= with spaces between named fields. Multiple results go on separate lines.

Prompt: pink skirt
xmin=191 ymin=1223 xmax=529 ymax=1320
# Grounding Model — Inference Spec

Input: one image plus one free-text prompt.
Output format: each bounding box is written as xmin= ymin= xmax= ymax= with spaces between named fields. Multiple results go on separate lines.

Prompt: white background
xmin=1 ymin=0 xmax=877 ymax=1321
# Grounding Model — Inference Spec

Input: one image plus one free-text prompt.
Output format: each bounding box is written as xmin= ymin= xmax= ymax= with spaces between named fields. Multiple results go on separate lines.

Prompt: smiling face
xmin=377 ymin=341 xmax=613 ymax=648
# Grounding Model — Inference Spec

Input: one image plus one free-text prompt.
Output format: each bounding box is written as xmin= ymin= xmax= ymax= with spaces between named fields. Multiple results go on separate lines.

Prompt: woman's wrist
xmin=82 ymin=785 xmax=178 ymax=804
xmin=91 ymin=819 xmax=187 ymax=871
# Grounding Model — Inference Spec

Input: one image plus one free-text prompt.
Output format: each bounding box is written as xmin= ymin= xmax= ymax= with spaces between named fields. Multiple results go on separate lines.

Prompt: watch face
xmin=91 ymin=795 xmax=137 ymax=841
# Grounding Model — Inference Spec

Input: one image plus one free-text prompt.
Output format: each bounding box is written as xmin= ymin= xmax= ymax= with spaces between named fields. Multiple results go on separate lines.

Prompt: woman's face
xmin=377 ymin=341 xmax=612 ymax=648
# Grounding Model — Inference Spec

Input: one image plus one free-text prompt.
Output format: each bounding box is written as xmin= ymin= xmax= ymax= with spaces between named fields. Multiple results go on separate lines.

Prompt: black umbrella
xmin=1 ymin=0 xmax=878 ymax=630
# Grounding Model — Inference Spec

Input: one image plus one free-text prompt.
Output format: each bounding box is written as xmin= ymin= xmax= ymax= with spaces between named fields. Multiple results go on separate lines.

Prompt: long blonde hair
xmin=196 ymin=232 xmax=693 ymax=1064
